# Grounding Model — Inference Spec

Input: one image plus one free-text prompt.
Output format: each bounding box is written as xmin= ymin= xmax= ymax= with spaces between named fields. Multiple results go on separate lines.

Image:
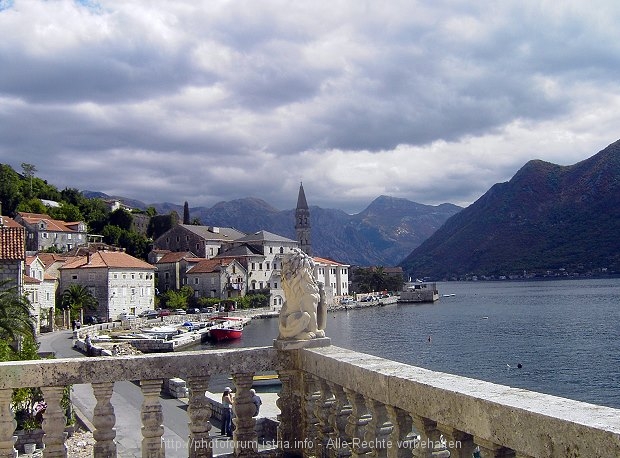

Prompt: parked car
xmin=158 ymin=309 xmax=172 ymax=317
xmin=187 ymin=308 xmax=200 ymax=314
xmin=84 ymin=316 xmax=99 ymax=325
xmin=138 ymin=310 xmax=153 ymax=318
xmin=118 ymin=313 xmax=136 ymax=320
xmin=174 ymin=309 xmax=186 ymax=315
xmin=145 ymin=311 xmax=159 ymax=319
xmin=200 ymin=307 xmax=214 ymax=314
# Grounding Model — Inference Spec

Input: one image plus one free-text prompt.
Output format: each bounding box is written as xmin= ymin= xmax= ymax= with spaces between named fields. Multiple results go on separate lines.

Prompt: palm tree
xmin=0 ymin=279 xmax=36 ymax=344
xmin=61 ymin=284 xmax=98 ymax=323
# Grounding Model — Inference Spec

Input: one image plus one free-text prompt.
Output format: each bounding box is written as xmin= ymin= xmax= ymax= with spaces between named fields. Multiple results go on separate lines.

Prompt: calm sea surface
xmin=198 ymin=278 xmax=620 ymax=408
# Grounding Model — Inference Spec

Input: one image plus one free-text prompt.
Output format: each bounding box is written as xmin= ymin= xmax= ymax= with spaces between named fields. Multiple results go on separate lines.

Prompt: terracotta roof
xmin=187 ymin=258 xmax=234 ymax=274
xmin=0 ymin=216 xmax=22 ymax=228
xmin=36 ymin=253 xmax=67 ymax=267
xmin=313 ymin=256 xmax=348 ymax=267
xmin=17 ymin=212 xmax=85 ymax=233
xmin=0 ymin=226 xmax=25 ymax=260
xmin=60 ymin=251 xmax=154 ymax=270
xmin=23 ymin=274 xmax=41 ymax=285
xmin=156 ymin=251 xmax=200 ymax=264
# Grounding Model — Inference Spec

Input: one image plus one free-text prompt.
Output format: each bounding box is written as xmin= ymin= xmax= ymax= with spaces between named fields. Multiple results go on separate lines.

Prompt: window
xmin=131 ymin=274 xmax=135 ymax=279
xmin=266 ymin=262 xmax=270 ymax=270
xmin=42 ymin=232 xmax=48 ymax=239
xmin=67 ymin=234 xmax=72 ymax=240
xmin=88 ymin=273 xmax=96 ymax=281
xmin=279 ymin=247 xmax=284 ymax=254
xmin=232 ymin=265 xmax=236 ymax=274
xmin=194 ymin=278 xmax=199 ymax=285
xmin=269 ymin=247 xmax=273 ymax=254
xmin=122 ymin=274 xmax=126 ymax=279
xmin=113 ymin=274 xmax=118 ymax=279
xmin=209 ymin=248 xmax=214 ymax=256
xmin=211 ymin=278 xmax=215 ymax=286
xmin=71 ymin=274 xmax=78 ymax=280
xmin=274 ymin=282 xmax=278 ymax=289
xmin=251 ymin=263 xmax=255 ymax=270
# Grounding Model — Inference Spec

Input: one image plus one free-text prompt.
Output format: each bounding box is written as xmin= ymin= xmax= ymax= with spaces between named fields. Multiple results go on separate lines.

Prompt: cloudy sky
xmin=1 ymin=0 xmax=619 ymax=214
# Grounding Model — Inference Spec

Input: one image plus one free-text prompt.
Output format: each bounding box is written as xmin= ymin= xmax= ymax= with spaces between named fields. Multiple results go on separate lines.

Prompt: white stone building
xmin=24 ymin=255 xmax=56 ymax=333
xmin=220 ymin=230 xmax=299 ymax=310
xmin=59 ymin=251 xmax=155 ymax=321
xmin=186 ymin=258 xmax=247 ymax=300
xmin=313 ymin=256 xmax=350 ymax=303
xmin=15 ymin=212 xmax=88 ymax=253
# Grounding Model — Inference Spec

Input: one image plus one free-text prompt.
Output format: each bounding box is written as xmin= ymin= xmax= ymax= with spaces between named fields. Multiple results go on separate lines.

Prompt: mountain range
xmin=83 ymin=191 xmax=462 ymax=266
xmin=399 ymin=139 xmax=620 ymax=279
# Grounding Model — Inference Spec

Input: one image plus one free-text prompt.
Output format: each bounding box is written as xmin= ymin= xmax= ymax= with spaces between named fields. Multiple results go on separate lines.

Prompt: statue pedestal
xmin=273 ymin=337 xmax=331 ymax=350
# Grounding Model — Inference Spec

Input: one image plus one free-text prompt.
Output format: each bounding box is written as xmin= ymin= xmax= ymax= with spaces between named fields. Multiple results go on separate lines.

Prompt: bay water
xmin=201 ymin=278 xmax=620 ymax=408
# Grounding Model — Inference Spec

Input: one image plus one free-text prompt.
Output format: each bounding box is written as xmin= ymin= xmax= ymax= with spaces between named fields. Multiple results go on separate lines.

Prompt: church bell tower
xmin=295 ymin=182 xmax=311 ymax=255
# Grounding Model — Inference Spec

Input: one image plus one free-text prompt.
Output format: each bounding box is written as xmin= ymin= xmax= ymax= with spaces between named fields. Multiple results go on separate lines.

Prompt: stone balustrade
xmin=1 ymin=344 xmax=619 ymax=457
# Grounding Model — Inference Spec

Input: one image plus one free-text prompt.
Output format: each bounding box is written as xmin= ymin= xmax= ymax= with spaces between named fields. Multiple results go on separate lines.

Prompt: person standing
xmin=221 ymin=387 xmax=234 ymax=437
xmin=250 ymin=389 xmax=262 ymax=416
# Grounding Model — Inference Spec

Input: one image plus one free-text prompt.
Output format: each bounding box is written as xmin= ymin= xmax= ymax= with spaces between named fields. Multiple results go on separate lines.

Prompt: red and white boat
xmin=208 ymin=316 xmax=244 ymax=341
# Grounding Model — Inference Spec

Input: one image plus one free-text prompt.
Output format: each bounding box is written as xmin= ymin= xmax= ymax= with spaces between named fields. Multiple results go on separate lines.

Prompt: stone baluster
xmin=302 ymin=372 xmax=322 ymax=458
xmin=140 ymin=379 xmax=164 ymax=458
xmin=385 ymin=406 xmax=413 ymax=458
xmin=41 ymin=385 xmax=68 ymax=458
xmin=277 ymin=369 xmax=304 ymax=455
xmin=0 ymin=389 xmax=17 ymax=458
xmin=436 ymin=425 xmax=475 ymax=458
xmin=231 ymin=372 xmax=258 ymax=456
xmin=316 ymin=379 xmax=336 ymax=458
xmin=473 ymin=438 xmax=516 ymax=457
xmin=410 ymin=416 xmax=441 ymax=458
xmin=187 ymin=375 xmax=212 ymax=458
xmin=364 ymin=399 xmax=392 ymax=458
xmin=326 ymin=382 xmax=352 ymax=458
xmin=344 ymin=388 xmax=372 ymax=458
xmin=92 ymin=381 xmax=117 ymax=458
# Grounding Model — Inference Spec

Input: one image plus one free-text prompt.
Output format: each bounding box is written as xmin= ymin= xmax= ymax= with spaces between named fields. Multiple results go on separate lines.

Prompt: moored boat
xmin=208 ymin=316 xmax=244 ymax=341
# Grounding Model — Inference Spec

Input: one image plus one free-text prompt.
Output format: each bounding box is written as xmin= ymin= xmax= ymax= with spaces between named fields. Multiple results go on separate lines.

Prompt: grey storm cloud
xmin=1 ymin=0 xmax=620 ymax=213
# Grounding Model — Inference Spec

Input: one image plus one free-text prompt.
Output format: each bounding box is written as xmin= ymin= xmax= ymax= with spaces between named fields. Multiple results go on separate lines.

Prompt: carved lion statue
xmin=278 ymin=248 xmax=326 ymax=340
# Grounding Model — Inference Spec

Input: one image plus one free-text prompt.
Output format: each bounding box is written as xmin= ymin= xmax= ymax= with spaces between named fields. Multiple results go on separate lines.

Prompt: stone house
xmin=313 ymin=256 xmax=350 ymax=300
xmin=152 ymin=224 xmax=246 ymax=258
xmin=152 ymin=251 xmax=201 ymax=292
xmin=59 ymin=251 xmax=155 ymax=321
xmin=186 ymin=258 xmax=247 ymax=300
xmin=0 ymin=217 xmax=25 ymax=292
xmin=15 ymin=212 xmax=88 ymax=253
xmin=24 ymin=255 xmax=56 ymax=333
xmin=221 ymin=230 xmax=299 ymax=310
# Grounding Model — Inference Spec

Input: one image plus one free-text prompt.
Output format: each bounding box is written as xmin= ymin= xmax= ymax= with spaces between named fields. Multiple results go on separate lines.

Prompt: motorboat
xmin=208 ymin=316 xmax=244 ymax=341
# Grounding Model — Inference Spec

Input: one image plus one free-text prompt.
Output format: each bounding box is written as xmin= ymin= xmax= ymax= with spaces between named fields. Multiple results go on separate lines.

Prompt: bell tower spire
xmin=295 ymin=182 xmax=311 ymax=255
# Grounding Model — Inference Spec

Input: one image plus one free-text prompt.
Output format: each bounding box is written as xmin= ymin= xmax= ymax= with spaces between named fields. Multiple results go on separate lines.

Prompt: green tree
xmin=102 ymin=225 xmax=123 ymax=246
xmin=50 ymin=202 xmax=83 ymax=222
xmin=0 ymin=164 xmax=23 ymax=215
xmin=21 ymin=163 xmax=37 ymax=196
xmin=16 ymin=198 xmax=47 ymax=214
xmin=162 ymin=286 xmax=193 ymax=309
xmin=61 ymin=284 xmax=98 ymax=320
xmin=109 ymin=208 xmax=133 ymax=230
xmin=183 ymin=201 xmax=190 ymax=224
xmin=0 ymin=280 xmax=36 ymax=345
